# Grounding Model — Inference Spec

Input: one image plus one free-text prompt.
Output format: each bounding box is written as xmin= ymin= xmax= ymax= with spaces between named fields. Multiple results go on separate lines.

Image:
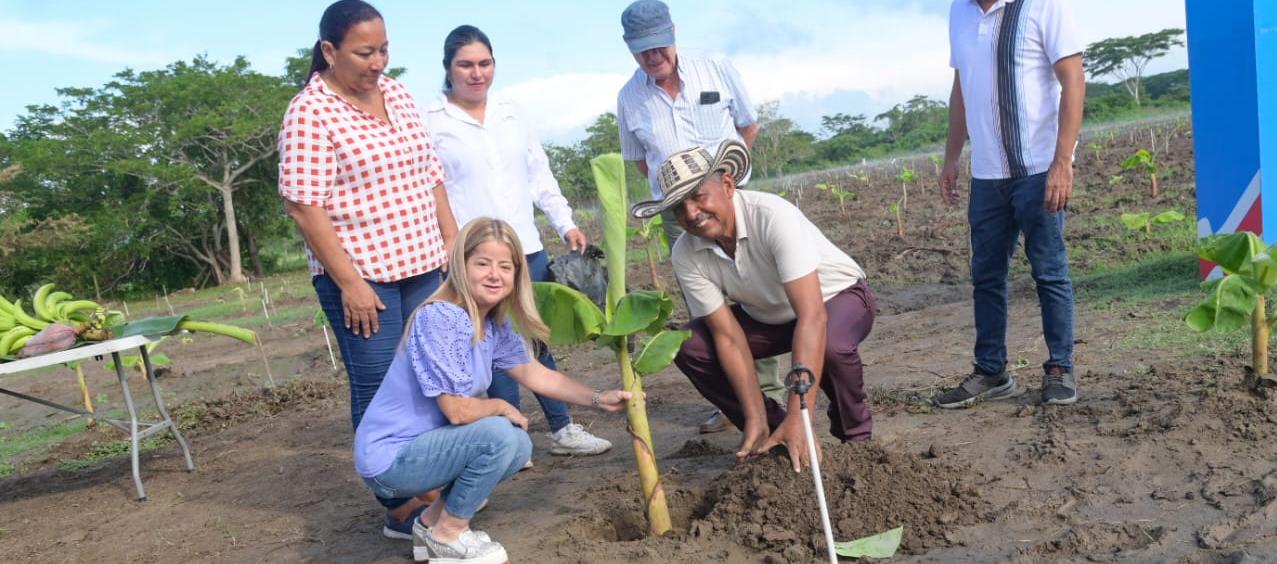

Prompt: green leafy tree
xmin=1085 ymin=29 xmax=1185 ymax=107
xmin=753 ymin=101 xmax=815 ymax=179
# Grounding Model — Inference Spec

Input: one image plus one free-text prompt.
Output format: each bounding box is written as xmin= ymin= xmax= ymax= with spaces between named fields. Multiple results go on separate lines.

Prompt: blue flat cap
xmin=622 ymin=0 xmax=675 ymax=54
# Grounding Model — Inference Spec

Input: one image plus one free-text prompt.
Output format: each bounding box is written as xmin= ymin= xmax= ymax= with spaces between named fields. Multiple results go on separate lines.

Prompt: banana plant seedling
xmin=1185 ymin=232 xmax=1277 ymax=385
xmin=1122 ymin=149 xmax=1160 ymax=197
xmin=1120 ymin=210 xmax=1185 ymax=234
xmin=895 ymin=167 xmax=914 ymax=212
xmin=1087 ymin=142 xmax=1104 ymax=163
xmin=815 ymin=182 xmax=856 ymax=218
xmin=626 ymin=214 xmax=668 ymax=291
xmin=534 ymin=154 xmax=688 ymax=536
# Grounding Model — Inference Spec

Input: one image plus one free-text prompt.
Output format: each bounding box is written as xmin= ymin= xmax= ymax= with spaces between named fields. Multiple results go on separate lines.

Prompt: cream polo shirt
xmin=671 ymin=190 xmax=865 ymax=325
xmin=423 ymin=94 xmax=577 ymax=255
xmin=949 ymin=0 xmax=1083 ymax=179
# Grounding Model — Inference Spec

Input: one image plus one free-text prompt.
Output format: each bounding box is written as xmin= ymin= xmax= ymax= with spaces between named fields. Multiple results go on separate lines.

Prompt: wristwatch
xmin=591 ymin=389 xmax=602 ymax=408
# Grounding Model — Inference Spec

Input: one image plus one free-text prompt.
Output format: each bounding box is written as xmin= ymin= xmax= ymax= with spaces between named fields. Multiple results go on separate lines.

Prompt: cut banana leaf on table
xmin=112 ymin=316 xmax=257 ymax=345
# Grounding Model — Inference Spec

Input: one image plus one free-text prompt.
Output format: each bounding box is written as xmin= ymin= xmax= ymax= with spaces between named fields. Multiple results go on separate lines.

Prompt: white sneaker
xmin=548 ymin=423 xmax=612 ymax=455
xmin=413 ymin=521 xmax=505 ymax=564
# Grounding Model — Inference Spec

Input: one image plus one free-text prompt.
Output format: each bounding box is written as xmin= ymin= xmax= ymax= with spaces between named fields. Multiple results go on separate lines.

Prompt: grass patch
xmin=1076 ymin=250 xmax=1260 ymax=359
xmin=0 ymin=419 xmax=89 ymax=462
xmin=57 ymin=435 xmax=171 ymax=472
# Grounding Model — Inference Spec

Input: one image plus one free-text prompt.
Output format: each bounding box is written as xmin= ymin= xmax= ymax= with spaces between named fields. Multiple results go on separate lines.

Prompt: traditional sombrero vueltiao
xmin=630 ymin=140 xmax=751 ymax=219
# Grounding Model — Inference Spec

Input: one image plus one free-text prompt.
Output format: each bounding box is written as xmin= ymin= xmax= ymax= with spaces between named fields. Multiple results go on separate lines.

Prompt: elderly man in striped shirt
xmin=933 ymin=0 xmax=1085 ymax=409
xmin=616 ymin=0 xmax=775 ymax=434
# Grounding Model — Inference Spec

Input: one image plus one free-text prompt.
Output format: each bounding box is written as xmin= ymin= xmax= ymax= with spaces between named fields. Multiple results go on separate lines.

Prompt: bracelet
xmin=591 ymin=389 xmax=602 ymax=408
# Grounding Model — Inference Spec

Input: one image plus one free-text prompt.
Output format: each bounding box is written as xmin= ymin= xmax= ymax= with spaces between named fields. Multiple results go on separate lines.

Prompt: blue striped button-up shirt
xmin=617 ymin=53 xmax=757 ymax=199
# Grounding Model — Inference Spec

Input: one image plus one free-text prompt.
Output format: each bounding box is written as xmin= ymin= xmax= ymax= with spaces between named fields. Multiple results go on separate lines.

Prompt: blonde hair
xmin=417 ymin=218 xmax=549 ymax=345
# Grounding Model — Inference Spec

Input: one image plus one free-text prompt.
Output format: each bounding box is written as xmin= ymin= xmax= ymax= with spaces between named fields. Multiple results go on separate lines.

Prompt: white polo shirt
xmin=617 ymin=53 xmax=757 ymax=199
xmin=423 ymin=95 xmax=577 ymax=255
xmin=671 ymin=190 xmax=865 ymax=325
xmin=949 ymin=0 xmax=1083 ymax=180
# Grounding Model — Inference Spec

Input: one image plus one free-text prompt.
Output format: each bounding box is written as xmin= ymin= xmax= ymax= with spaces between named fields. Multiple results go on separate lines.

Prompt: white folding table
xmin=0 ymin=334 xmax=194 ymax=500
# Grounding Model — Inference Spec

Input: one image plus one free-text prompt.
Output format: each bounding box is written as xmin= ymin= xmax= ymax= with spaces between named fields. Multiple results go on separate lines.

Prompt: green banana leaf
xmin=1200 ymin=232 xmax=1268 ymax=278
xmin=603 ymin=291 xmax=672 ymax=337
xmin=111 ymin=315 xmax=189 ymax=339
xmin=834 ymin=526 xmax=904 ymax=559
xmin=1120 ymin=212 xmax=1149 ymax=231
xmin=592 ymin=153 xmax=629 ymax=315
xmin=1152 ymin=210 xmax=1185 ymax=224
xmin=533 ymin=282 xmax=606 ymax=346
xmin=1184 ymin=274 xmax=1263 ymax=333
xmin=632 ymin=330 xmax=692 ymax=376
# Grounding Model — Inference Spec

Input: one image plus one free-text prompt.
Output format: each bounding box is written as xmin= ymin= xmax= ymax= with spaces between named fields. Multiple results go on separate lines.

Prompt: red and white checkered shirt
xmin=278 ymin=73 xmax=449 ymax=283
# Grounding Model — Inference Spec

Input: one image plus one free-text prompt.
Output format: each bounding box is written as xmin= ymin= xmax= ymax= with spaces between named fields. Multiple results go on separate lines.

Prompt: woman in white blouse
xmin=423 ymin=25 xmax=611 ymax=457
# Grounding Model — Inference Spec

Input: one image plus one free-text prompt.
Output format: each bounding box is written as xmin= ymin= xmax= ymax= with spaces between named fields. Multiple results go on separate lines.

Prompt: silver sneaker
xmin=549 ymin=422 xmax=612 ymax=455
xmin=932 ymin=368 xmax=1020 ymax=409
xmin=413 ymin=520 xmax=505 ymax=563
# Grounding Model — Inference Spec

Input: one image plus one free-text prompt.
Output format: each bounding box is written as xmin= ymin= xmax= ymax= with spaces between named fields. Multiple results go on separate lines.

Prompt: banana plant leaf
xmin=533 ymin=282 xmax=605 ymax=346
xmin=1152 ymin=210 xmax=1185 ymax=224
xmin=111 ymin=315 xmax=190 ymax=339
xmin=1120 ymin=212 xmax=1149 ymax=231
xmin=603 ymin=291 xmax=672 ymax=337
xmin=1184 ymin=274 xmax=1263 ymax=333
xmin=834 ymin=526 xmax=903 ymax=559
xmin=632 ymin=330 xmax=692 ymax=376
xmin=592 ymin=153 xmax=629 ymax=314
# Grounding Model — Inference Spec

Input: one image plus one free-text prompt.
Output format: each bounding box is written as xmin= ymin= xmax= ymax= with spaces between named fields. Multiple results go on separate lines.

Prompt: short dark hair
xmin=308 ymin=0 xmax=384 ymax=79
xmin=442 ymin=25 xmax=494 ymax=89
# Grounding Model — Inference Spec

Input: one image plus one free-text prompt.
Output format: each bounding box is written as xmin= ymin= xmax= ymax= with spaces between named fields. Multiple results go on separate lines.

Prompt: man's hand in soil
xmin=757 ymin=417 xmax=821 ymax=473
xmin=940 ymin=161 xmax=962 ymax=206
xmin=736 ymin=416 xmax=770 ymax=463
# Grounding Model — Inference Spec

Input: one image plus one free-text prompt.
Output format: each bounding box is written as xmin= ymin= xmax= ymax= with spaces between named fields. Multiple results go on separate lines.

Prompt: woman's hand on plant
xmin=939 ymin=161 xmax=961 ymax=206
xmin=341 ymin=279 xmax=386 ymax=338
xmin=736 ymin=416 xmax=770 ymax=463
xmin=594 ymin=389 xmax=632 ymax=412
xmin=564 ymin=228 xmax=588 ymax=253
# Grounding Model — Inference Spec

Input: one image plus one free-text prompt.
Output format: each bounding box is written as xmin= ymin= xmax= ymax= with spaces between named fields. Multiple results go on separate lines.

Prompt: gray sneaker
xmin=412 ymin=520 xmax=505 ymax=564
xmin=932 ymin=367 xmax=1020 ymax=409
xmin=1041 ymin=366 xmax=1078 ymax=405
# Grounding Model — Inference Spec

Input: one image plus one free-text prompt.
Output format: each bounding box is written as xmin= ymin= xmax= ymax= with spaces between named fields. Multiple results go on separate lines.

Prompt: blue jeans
xmin=486 ymin=250 xmax=572 ymax=433
xmin=314 ymin=269 xmax=443 ymax=509
xmin=363 ymin=416 xmax=532 ymax=519
xmin=969 ymin=173 xmax=1075 ymax=375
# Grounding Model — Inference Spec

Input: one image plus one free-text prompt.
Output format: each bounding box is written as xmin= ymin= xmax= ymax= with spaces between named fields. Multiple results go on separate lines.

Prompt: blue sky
xmin=0 ymin=0 xmax=1188 ymax=144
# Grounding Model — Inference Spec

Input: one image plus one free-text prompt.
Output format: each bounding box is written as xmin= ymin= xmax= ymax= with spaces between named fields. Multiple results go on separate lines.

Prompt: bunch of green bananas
xmin=0 ymin=283 xmax=120 ymax=357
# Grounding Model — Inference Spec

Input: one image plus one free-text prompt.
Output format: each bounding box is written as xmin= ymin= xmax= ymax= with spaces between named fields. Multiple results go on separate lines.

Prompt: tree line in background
xmin=0 ymin=29 xmax=1184 ymax=297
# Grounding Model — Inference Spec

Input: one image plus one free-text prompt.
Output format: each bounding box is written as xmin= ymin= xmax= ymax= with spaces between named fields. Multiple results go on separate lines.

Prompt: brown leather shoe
xmin=698 ymin=410 xmax=733 ymax=434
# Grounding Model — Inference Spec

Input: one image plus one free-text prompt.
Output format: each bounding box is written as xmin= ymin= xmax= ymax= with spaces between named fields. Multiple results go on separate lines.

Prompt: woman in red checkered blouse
xmin=276 ymin=0 xmax=457 ymax=537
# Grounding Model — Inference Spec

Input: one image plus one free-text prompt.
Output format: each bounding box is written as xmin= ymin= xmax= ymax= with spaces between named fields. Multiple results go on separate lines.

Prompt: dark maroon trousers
xmin=673 ymin=280 xmax=877 ymax=442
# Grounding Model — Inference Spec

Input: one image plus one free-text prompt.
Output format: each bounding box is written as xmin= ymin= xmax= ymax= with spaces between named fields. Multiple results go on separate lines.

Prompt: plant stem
xmin=1254 ymin=295 xmax=1268 ymax=377
xmin=646 ymin=242 xmax=664 ymax=291
xmin=1151 ymin=173 xmax=1159 ymax=198
xmin=617 ymin=343 xmax=670 ymax=535
xmin=73 ymin=363 xmax=96 ymax=427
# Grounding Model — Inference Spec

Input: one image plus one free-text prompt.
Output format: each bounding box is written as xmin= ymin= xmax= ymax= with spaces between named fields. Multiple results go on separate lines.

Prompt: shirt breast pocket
xmin=694 ymin=100 xmax=732 ymax=137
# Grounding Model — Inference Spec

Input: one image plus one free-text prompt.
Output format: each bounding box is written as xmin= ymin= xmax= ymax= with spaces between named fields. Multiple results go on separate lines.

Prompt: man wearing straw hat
xmin=633 ymin=140 xmax=878 ymax=470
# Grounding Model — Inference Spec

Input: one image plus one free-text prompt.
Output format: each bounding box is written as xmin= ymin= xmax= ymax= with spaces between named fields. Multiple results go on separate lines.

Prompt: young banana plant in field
xmin=534 ymin=154 xmax=687 ymax=536
xmin=895 ymin=167 xmax=915 ymax=213
xmin=1185 ymin=232 xmax=1277 ymax=384
xmin=1122 ymin=149 xmax=1160 ymax=198
xmin=1120 ymin=210 xmax=1185 ymax=234
xmin=626 ymin=214 xmax=668 ymax=291
xmin=816 ymin=182 xmax=856 ymax=218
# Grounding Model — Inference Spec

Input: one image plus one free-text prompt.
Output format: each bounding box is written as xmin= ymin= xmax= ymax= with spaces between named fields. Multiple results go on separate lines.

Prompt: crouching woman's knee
xmin=471 ymin=416 xmax=531 ymax=478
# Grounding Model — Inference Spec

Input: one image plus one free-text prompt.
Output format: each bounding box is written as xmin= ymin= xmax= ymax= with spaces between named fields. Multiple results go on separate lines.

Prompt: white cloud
xmin=493 ymin=71 xmax=632 ymax=142
xmin=0 ymin=17 xmax=171 ymax=66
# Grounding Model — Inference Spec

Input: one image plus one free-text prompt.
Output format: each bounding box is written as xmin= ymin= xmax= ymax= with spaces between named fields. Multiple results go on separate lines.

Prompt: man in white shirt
xmin=631 ymin=141 xmax=877 ymax=470
xmin=617 ymin=0 xmax=772 ymax=434
xmin=934 ymin=0 xmax=1084 ymax=409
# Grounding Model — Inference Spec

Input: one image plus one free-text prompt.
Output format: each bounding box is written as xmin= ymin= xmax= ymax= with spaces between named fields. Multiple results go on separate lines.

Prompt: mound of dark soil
xmin=693 ymin=441 xmax=990 ymax=561
xmin=172 ymin=377 xmax=344 ymax=432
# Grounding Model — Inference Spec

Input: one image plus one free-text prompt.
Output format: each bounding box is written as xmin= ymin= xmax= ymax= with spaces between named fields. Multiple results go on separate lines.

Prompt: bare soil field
xmin=7 ymin=117 xmax=1274 ymax=563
